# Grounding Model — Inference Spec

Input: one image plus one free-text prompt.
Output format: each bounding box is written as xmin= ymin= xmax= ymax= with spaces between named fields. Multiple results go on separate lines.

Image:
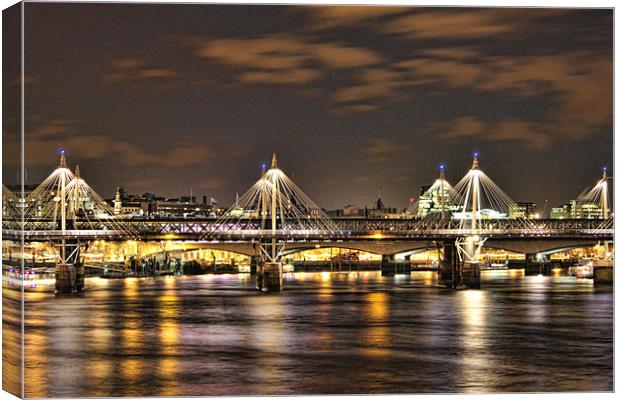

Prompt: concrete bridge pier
xmin=55 ymin=263 xmax=85 ymax=294
xmin=439 ymin=241 xmax=460 ymax=289
xmin=256 ymin=262 xmax=282 ymax=292
xmin=524 ymin=253 xmax=543 ymax=275
xmin=381 ymin=255 xmax=396 ymax=276
xmin=593 ymin=261 xmax=613 ymax=286
xmin=461 ymin=262 xmax=481 ymax=289
xmin=381 ymin=254 xmax=411 ymax=276
xmin=55 ymin=240 xmax=85 ymax=294
xmin=250 ymin=256 xmax=259 ymax=275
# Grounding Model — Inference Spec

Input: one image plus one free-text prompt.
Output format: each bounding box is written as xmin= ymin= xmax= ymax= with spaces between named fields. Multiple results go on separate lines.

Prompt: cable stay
xmin=203 ymin=153 xmax=338 ymax=240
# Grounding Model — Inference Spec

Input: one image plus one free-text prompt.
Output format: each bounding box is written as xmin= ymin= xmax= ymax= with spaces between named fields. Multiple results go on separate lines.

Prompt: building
xmin=569 ymin=200 xmax=603 ymax=219
xmin=6 ymin=183 xmax=53 ymax=218
xmin=327 ymin=204 xmax=365 ymax=218
xmin=550 ymin=204 xmax=570 ymax=219
xmin=366 ymin=195 xmax=405 ymax=218
xmin=150 ymin=198 xmax=213 ymax=218
xmin=416 ymin=182 xmax=459 ymax=218
xmin=550 ymin=200 xmax=604 ymax=219
xmin=110 ymin=187 xmax=216 ymax=218
xmin=509 ymin=202 xmax=538 ymax=219
xmin=452 ymin=209 xmax=508 ymax=220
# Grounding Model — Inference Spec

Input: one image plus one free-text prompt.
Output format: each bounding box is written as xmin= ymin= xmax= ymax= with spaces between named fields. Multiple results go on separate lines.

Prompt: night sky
xmin=3 ymin=4 xmax=613 ymax=212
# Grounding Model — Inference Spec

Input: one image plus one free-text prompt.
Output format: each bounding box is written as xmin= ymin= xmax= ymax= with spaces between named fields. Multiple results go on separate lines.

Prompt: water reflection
xmin=362 ymin=292 xmax=390 ymax=357
xmin=13 ymin=270 xmax=613 ymax=396
xmin=457 ymin=290 xmax=492 ymax=392
xmin=157 ymin=278 xmax=180 ymax=396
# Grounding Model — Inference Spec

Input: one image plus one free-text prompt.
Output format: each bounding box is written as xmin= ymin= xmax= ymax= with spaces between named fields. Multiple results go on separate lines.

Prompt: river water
xmin=6 ymin=270 xmax=614 ymax=396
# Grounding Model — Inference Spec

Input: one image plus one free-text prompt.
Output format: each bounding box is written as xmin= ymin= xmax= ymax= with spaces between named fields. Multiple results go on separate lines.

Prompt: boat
xmin=479 ymin=261 xmax=509 ymax=270
xmin=568 ymin=259 xmax=594 ymax=278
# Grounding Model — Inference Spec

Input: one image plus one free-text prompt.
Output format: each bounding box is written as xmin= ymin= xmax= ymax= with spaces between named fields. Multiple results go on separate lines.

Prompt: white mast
xmin=471 ymin=153 xmax=479 ymax=233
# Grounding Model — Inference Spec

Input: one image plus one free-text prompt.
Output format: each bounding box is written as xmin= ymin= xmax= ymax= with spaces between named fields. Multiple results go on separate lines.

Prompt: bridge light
xmin=59 ymin=148 xmax=66 ymax=156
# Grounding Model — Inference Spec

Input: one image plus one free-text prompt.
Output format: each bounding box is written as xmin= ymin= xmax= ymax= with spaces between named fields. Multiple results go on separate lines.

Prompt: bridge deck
xmin=2 ymin=217 xmax=613 ymax=242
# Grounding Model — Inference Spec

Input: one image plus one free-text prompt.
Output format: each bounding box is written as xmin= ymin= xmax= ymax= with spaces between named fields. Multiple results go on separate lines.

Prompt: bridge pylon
xmin=207 ymin=153 xmax=337 ymax=291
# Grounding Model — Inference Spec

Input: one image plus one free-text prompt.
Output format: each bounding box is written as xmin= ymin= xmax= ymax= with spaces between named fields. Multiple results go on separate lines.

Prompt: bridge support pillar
xmin=524 ymin=253 xmax=542 ymax=275
xmin=55 ymin=239 xmax=85 ymax=295
xmin=250 ymin=256 xmax=259 ymax=275
xmin=594 ymin=262 xmax=613 ymax=286
xmin=381 ymin=255 xmax=394 ymax=276
xmin=439 ymin=242 xmax=460 ymax=289
xmin=256 ymin=262 xmax=282 ymax=292
xmin=55 ymin=263 xmax=84 ymax=294
xmin=461 ymin=262 xmax=481 ymax=289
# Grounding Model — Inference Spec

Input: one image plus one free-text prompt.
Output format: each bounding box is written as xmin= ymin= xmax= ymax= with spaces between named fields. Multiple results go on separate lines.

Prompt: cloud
xmin=190 ymin=35 xmax=383 ymax=87
xmin=176 ymin=9 xmax=611 ymax=141
xmin=397 ymin=58 xmax=483 ymax=87
xmin=195 ymin=177 xmax=228 ymax=190
xmin=10 ymin=119 xmax=240 ymax=169
xmin=304 ymin=6 xmax=409 ymax=29
xmin=427 ymin=116 xmax=552 ymax=150
xmin=240 ymin=68 xmax=321 ymax=85
xmin=102 ymin=57 xmax=179 ymax=83
xmin=385 ymin=10 xmax=513 ymax=39
xmin=394 ymin=48 xmax=611 ymax=148
xmin=358 ymin=138 xmax=411 ymax=164
xmin=476 ymin=54 xmax=612 ymax=140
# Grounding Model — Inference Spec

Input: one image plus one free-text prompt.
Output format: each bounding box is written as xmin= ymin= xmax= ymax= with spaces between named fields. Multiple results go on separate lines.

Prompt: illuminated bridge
xmin=2 ymin=151 xmax=613 ymax=291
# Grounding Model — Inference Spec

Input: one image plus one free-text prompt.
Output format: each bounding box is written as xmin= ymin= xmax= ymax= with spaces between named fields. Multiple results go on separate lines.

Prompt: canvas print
xmin=2 ymin=2 xmax=614 ymax=397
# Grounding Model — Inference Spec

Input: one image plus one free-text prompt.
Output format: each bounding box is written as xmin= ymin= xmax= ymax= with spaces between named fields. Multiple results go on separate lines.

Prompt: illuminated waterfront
xmin=6 ymin=270 xmax=612 ymax=396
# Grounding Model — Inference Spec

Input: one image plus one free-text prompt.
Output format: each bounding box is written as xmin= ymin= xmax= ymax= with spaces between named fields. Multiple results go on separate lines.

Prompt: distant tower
xmin=114 ymin=187 xmax=123 ymax=215
xmin=375 ymin=186 xmax=385 ymax=210
xmin=601 ymin=166 xmax=609 ymax=219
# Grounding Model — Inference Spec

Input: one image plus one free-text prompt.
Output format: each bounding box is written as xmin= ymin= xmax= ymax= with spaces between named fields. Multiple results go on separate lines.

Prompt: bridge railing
xmin=3 ymin=217 xmax=613 ymax=240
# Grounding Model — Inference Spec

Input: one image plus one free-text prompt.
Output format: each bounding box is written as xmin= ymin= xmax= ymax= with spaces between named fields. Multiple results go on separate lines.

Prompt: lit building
xmin=416 ymin=183 xmax=458 ymax=218
xmin=327 ymin=204 xmax=365 ymax=218
xmin=550 ymin=204 xmax=570 ymax=219
xmin=569 ymin=200 xmax=603 ymax=219
xmin=366 ymin=194 xmax=405 ymax=218
xmin=110 ymin=187 xmax=215 ymax=218
xmin=7 ymin=183 xmax=50 ymax=217
xmin=452 ymin=209 xmax=508 ymax=219
xmin=550 ymin=200 xmax=604 ymax=219
xmin=508 ymin=202 xmax=537 ymax=219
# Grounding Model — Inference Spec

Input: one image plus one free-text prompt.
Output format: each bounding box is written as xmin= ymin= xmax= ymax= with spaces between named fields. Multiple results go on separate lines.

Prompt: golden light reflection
xmin=24 ymin=330 xmax=48 ymax=398
xmin=120 ymin=358 xmax=144 ymax=383
xmin=157 ymin=358 xmax=180 ymax=396
xmin=362 ymin=292 xmax=390 ymax=357
xmin=88 ymin=318 xmax=113 ymax=350
xmin=121 ymin=312 xmax=142 ymax=350
xmin=422 ymin=271 xmax=435 ymax=286
xmin=458 ymin=290 xmax=491 ymax=392
xmin=123 ymin=278 xmax=139 ymax=300
xmin=160 ymin=321 xmax=179 ymax=347
xmin=85 ymin=358 xmax=113 ymax=381
xmin=247 ymin=296 xmax=291 ymax=385
xmin=157 ymin=282 xmax=180 ymax=393
xmin=508 ymin=269 xmax=525 ymax=279
xmin=367 ymin=292 xmax=388 ymax=320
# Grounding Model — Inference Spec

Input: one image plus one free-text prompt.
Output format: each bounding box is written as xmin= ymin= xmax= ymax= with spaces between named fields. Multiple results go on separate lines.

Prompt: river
xmin=3 ymin=270 xmax=613 ymax=396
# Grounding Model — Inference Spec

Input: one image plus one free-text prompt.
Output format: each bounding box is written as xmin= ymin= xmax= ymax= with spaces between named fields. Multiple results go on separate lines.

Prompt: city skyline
xmin=7 ymin=149 xmax=610 ymax=218
xmin=3 ymin=4 xmax=613 ymax=210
